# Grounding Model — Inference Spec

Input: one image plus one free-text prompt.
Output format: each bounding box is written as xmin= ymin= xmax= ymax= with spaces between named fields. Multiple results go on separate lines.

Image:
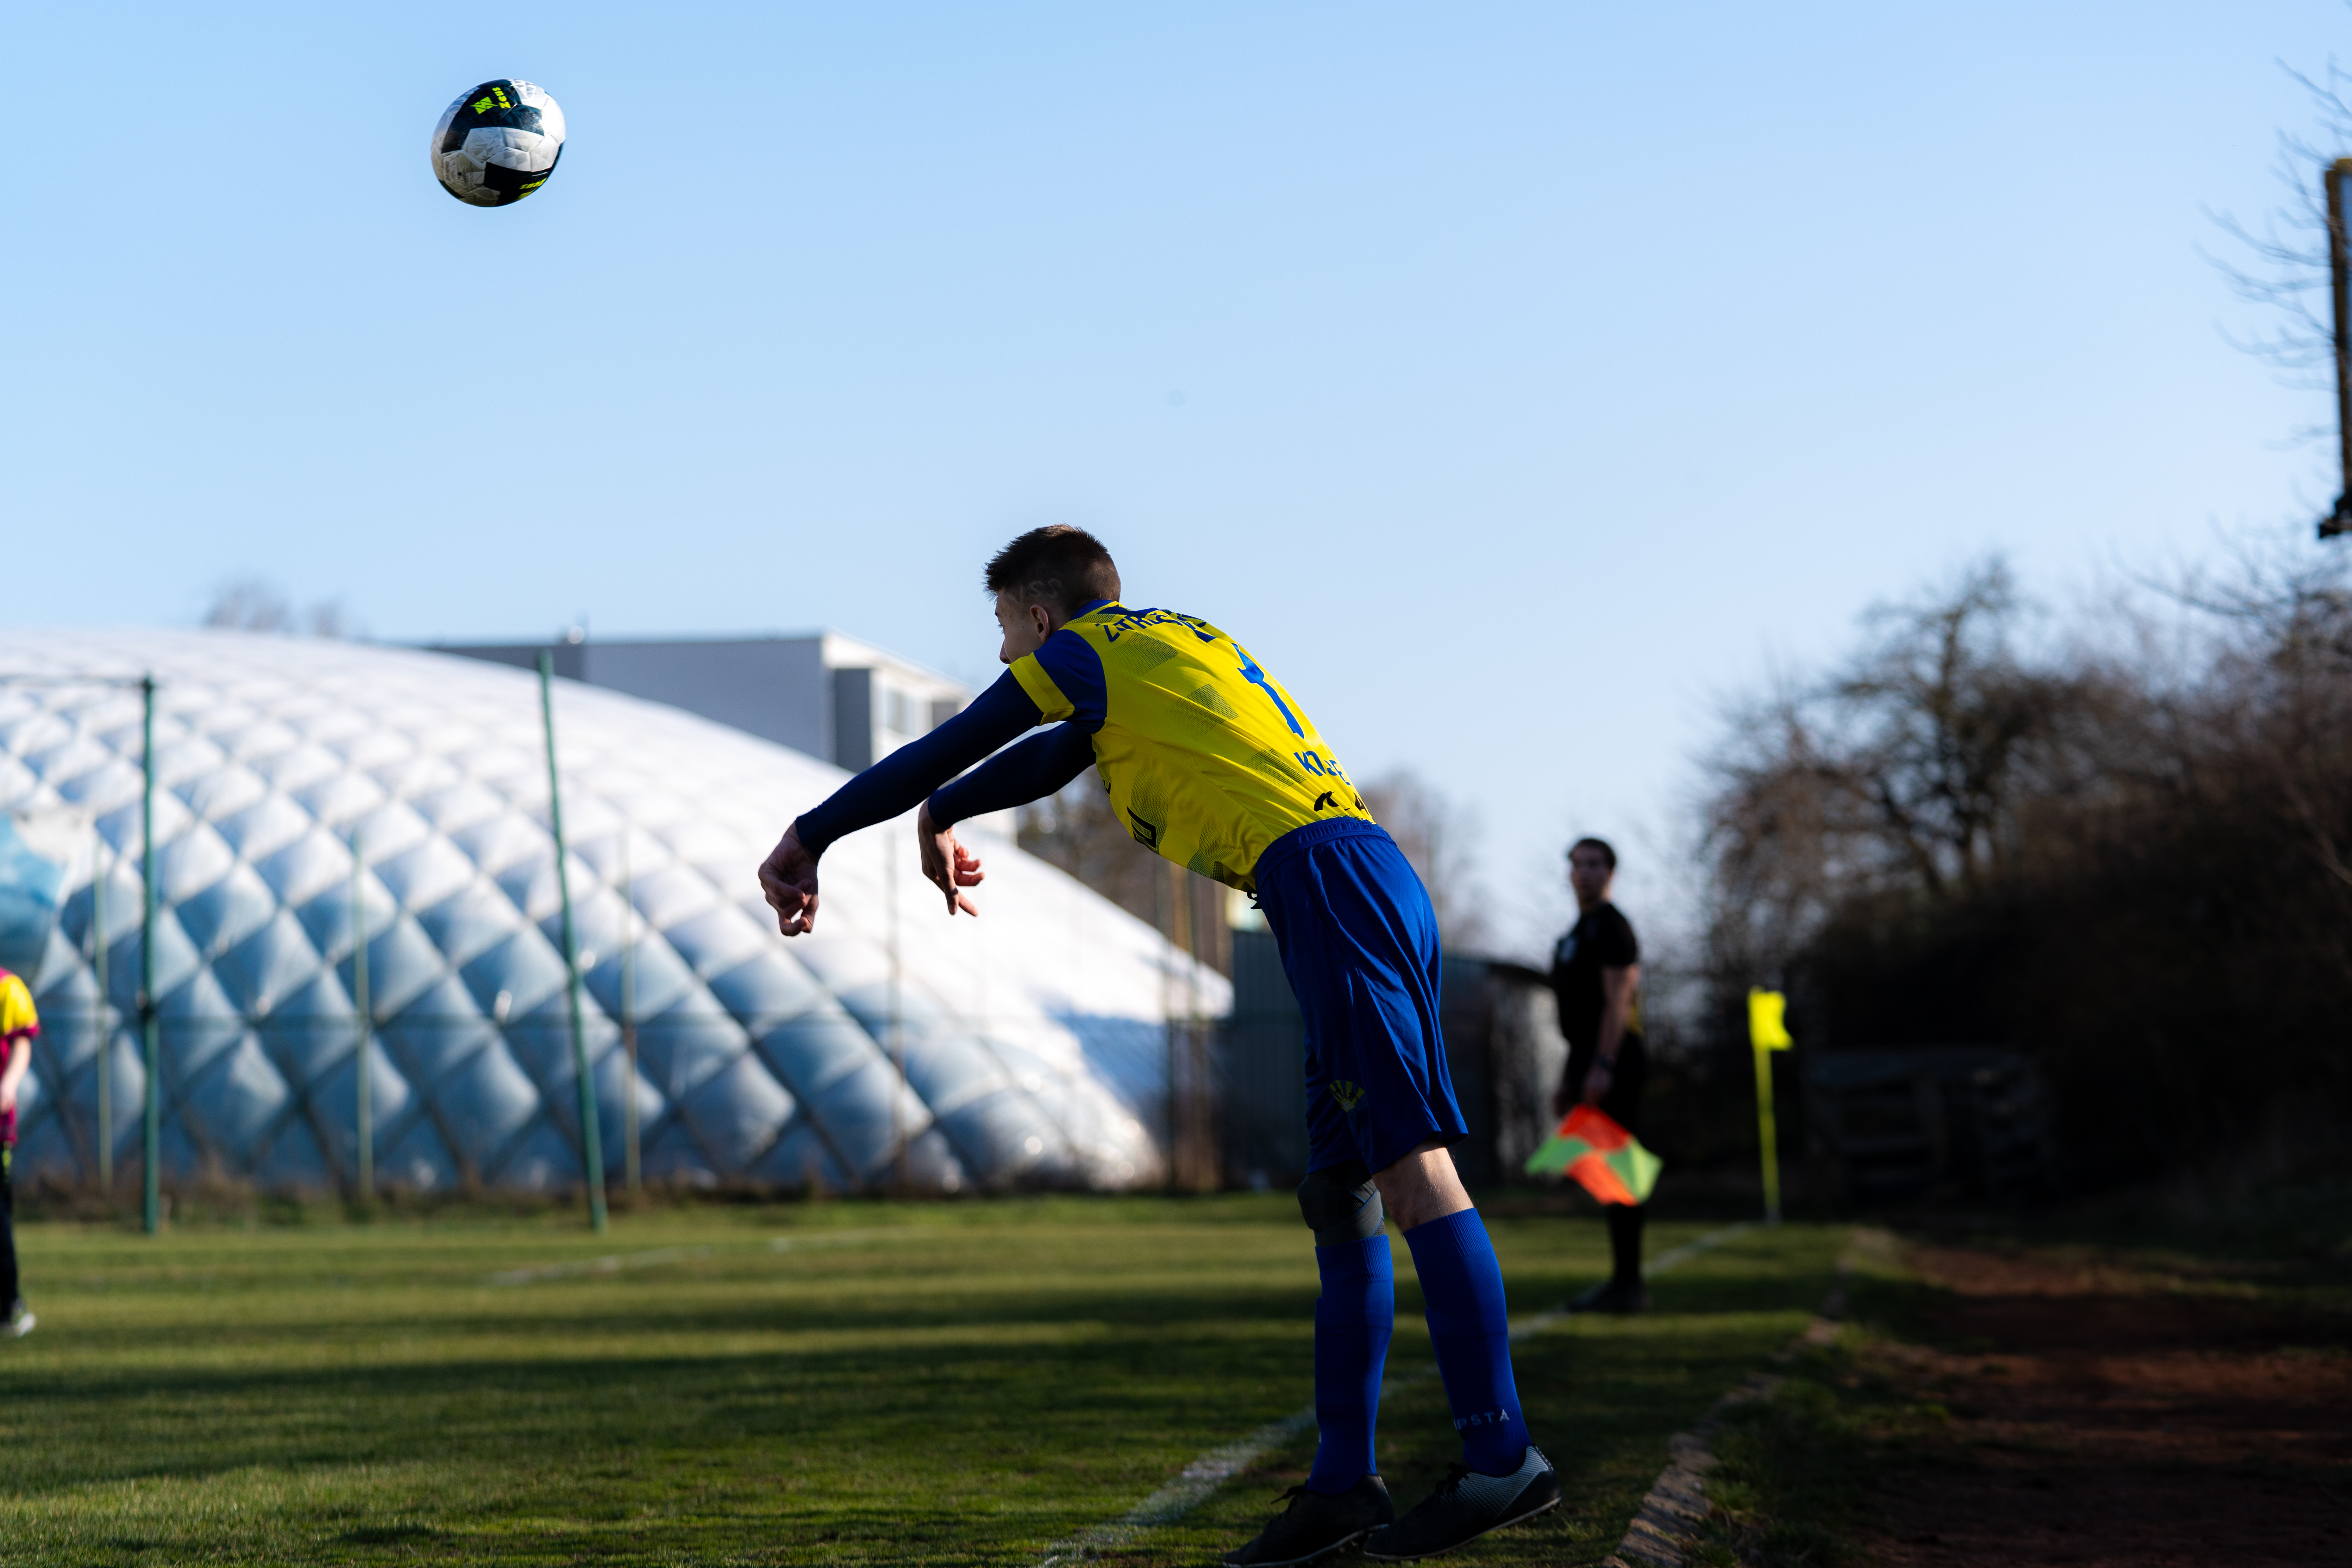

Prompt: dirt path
xmin=1860 ymin=1243 xmax=2352 ymax=1567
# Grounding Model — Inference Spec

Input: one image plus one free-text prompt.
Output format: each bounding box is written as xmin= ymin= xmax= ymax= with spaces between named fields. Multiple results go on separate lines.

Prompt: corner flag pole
xmin=1746 ymin=988 xmax=1793 ymax=1225
xmin=140 ymin=674 xmax=161 ymax=1235
xmin=539 ymin=652 xmax=607 ymax=1233
xmin=2322 ymin=158 xmax=2352 ymax=540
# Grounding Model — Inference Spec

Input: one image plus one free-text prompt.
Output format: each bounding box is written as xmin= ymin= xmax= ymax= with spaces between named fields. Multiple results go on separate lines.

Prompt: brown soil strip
xmin=1604 ymin=1283 xmax=1849 ymax=1568
xmin=1859 ymin=1243 xmax=2352 ymax=1567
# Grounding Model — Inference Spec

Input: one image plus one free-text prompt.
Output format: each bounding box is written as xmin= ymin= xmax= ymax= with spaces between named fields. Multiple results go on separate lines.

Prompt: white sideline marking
xmin=486 ymin=1245 xmax=713 ymax=1286
xmin=1035 ymin=1221 xmax=1755 ymax=1565
xmin=1037 ymin=1410 xmax=1323 ymax=1565
xmin=485 ymin=1227 xmax=922 ymax=1286
xmin=768 ymin=1227 xmax=904 ymax=1254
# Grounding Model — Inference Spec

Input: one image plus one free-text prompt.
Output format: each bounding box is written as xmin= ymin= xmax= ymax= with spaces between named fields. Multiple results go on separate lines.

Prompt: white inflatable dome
xmin=0 ymin=630 xmax=1225 ymax=1196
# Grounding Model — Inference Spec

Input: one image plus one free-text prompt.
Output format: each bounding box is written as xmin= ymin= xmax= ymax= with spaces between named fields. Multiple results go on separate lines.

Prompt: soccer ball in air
xmin=430 ymin=79 xmax=566 ymax=207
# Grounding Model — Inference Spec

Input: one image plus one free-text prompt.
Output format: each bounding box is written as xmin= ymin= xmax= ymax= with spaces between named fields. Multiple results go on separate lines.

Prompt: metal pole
xmin=620 ymin=828 xmax=639 ymax=1196
xmin=2324 ymin=160 xmax=2352 ymax=540
xmin=1159 ymin=857 xmax=1177 ymax=1191
xmin=92 ymin=824 xmax=111 ymax=1194
xmin=351 ymin=827 xmax=371 ymax=1204
xmin=1172 ymin=870 xmax=1201 ymax=1191
xmin=538 ymin=652 xmax=606 ymax=1232
xmin=1752 ymin=1039 xmax=1782 ymax=1226
xmin=1746 ymin=987 xmax=1790 ymax=1226
xmin=887 ymin=827 xmax=905 ymax=1196
xmin=140 ymin=675 xmax=160 ymax=1234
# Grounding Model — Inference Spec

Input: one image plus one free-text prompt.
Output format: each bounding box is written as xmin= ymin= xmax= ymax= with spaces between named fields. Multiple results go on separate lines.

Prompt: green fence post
xmin=351 ymin=826 xmax=371 ymax=1205
xmin=621 ymin=829 xmax=639 ymax=1196
xmin=91 ymin=823 xmax=111 ymax=1195
xmin=140 ymin=675 xmax=160 ymax=1235
xmin=539 ymin=652 xmax=607 ymax=1233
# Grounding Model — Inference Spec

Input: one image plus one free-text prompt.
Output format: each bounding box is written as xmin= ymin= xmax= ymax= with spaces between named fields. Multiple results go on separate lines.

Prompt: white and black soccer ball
xmin=430 ymin=79 xmax=565 ymax=207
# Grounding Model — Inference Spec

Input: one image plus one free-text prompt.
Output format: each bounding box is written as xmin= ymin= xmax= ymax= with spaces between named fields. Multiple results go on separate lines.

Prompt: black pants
xmin=1566 ymin=1034 xmax=1648 ymax=1285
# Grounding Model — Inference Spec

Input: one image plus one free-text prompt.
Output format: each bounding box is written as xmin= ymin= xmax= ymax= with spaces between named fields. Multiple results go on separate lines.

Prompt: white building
xmin=430 ymin=633 xmax=974 ymax=771
xmin=0 ymin=631 xmax=1223 ymax=1196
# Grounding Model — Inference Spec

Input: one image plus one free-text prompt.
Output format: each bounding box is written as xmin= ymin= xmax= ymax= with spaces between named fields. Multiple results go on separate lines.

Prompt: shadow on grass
xmin=0 ymin=1276 xmax=1842 ymax=1503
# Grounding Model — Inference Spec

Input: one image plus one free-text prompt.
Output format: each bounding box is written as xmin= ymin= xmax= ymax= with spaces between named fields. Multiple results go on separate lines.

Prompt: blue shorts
xmin=1254 ymin=818 xmax=1468 ymax=1177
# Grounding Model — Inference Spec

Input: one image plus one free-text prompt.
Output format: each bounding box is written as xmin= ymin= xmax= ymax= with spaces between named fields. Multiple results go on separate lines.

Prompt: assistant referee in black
xmin=1548 ymin=837 xmax=1650 ymax=1312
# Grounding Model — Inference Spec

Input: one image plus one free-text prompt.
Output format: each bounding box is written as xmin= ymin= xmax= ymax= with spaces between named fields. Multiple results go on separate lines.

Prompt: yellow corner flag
xmin=1748 ymin=988 xmax=1793 ymax=1051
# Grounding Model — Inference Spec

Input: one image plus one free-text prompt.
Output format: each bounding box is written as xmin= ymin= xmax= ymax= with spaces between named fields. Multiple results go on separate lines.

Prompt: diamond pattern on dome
xmin=0 ymin=630 xmax=1227 ymax=1195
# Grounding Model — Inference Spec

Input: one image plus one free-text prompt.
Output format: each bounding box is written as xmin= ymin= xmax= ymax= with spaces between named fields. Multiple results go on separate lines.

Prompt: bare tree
xmin=203 ymin=576 xmax=355 ymax=639
xmin=2205 ymin=58 xmax=2352 ymax=445
xmin=1359 ymin=769 xmax=1489 ymax=951
xmin=1016 ymin=777 xmax=1232 ymax=973
xmin=1017 ymin=778 xmax=1163 ymax=929
xmin=203 ymin=576 xmax=296 ymax=633
xmin=1702 ymin=557 xmax=2075 ymax=975
xmin=1696 ymin=549 xmax=2352 ymax=1179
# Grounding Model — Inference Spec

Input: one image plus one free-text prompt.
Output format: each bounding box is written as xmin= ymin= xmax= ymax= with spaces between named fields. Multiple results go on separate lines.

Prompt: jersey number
xmin=1237 ymin=650 xmax=1305 ymax=738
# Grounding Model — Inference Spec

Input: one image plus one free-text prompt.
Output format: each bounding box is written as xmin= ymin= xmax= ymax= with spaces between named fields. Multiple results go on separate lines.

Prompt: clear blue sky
xmin=5 ymin=2 xmax=2343 ymax=956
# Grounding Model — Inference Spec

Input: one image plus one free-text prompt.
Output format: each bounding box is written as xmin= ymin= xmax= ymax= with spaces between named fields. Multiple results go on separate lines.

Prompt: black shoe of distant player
xmin=1361 ymin=1446 xmax=1559 ymax=1561
xmin=1222 ymin=1476 xmax=1394 ymax=1566
xmin=1568 ymin=1278 xmax=1650 ymax=1314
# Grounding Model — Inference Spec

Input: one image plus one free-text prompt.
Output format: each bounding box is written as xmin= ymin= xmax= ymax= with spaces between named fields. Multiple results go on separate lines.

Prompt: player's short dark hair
xmin=1568 ymin=836 xmax=1617 ymax=871
xmin=985 ymin=526 xmax=1122 ymax=622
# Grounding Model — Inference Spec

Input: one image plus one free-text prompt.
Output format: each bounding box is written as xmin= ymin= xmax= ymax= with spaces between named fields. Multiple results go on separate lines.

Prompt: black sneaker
xmin=1361 ymin=1446 xmax=1558 ymax=1561
xmin=1568 ymin=1278 xmax=1650 ymax=1314
xmin=1223 ymin=1475 xmax=1394 ymax=1566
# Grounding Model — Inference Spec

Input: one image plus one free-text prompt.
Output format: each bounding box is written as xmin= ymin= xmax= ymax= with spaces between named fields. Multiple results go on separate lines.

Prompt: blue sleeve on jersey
xmin=793 ymin=671 xmax=1043 ymax=858
xmin=926 ymin=723 xmax=1096 ymax=828
xmin=1030 ymin=630 xmax=1108 ymax=733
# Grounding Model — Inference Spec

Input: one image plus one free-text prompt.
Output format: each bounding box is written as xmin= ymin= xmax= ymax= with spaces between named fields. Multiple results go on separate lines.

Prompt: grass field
xmin=0 ymin=1196 xmax=1844 ymax=1566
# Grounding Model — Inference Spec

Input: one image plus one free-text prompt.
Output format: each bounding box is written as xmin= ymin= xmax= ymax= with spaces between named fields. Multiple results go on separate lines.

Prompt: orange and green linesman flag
xmin=1522 ymin=1105 xmax=1661 ymax=1205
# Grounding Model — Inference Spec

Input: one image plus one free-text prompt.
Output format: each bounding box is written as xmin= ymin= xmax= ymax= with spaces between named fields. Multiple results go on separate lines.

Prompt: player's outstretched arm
xmin=759 ymin=672 xmax=1043 ymax=938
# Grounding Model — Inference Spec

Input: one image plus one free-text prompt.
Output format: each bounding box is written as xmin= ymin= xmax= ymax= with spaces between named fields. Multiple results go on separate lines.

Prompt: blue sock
xmin=1306 ymin=1235 xmax=1394 ymax=1494
xmin=1403 ymin=1209 xmax=1532 ymax=1474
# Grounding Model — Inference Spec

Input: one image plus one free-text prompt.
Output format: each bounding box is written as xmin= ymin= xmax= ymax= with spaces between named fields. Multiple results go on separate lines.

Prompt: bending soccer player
xmin=758 ymin=527 xmax=1557 ymax=1564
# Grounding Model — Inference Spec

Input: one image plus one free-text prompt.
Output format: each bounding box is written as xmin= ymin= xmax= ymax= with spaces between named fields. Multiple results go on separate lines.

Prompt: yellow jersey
xmin=1009 ymin=602 xmax=1375 ymax=891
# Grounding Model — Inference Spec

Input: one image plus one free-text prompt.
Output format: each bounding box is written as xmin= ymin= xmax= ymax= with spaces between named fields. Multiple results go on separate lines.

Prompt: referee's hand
xmin=759 ymin=822 xmax=821 ymax=936
xmin=1580 ymin=1059 xmax=1615 ymax=1105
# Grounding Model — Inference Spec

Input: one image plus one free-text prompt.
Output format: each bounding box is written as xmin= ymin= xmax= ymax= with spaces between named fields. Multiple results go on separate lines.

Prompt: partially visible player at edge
xmin=0 ymin=967 xmax=39 ymax=1338
xmin=758 ymin=528 xmax=1556 ymax=1565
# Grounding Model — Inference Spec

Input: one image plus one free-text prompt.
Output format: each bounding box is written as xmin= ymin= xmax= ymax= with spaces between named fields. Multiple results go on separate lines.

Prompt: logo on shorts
xmin=1330 ymin=1080 xmax=1366 ymax=1113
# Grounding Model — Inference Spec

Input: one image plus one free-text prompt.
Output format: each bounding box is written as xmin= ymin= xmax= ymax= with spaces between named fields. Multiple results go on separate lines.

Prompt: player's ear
xmin=1029 ymin=602 xmax=1055 ymax=640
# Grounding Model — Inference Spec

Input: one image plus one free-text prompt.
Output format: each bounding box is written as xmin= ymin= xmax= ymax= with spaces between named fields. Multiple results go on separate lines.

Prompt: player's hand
xmin=1580 ymin=1059 xmax=1614 ymax=1105
xmin=758 ymin=822 xmax=821 ymax=936
xmin=916 ymin=802 xmax=984 ymax=918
